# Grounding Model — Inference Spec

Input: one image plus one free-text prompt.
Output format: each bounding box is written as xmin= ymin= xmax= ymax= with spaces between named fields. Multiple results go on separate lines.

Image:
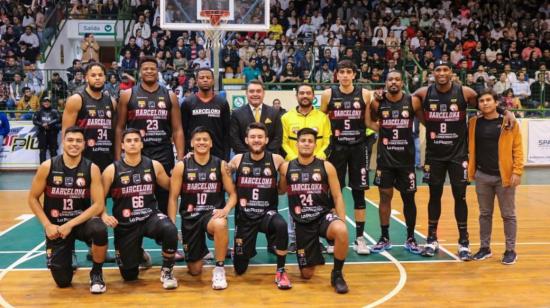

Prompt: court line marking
xmin=0 ymin=240 xmax=45 ymax=308
xmin=0 ymin=214 xmax=35 ymax=238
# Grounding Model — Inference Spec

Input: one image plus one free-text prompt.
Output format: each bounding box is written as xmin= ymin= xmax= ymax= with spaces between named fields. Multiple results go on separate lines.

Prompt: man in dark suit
xmin=230 ymin=80 xmax=282 ymax=154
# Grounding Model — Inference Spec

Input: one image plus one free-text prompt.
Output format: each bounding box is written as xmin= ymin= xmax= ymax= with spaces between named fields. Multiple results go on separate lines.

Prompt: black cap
xmin=434 ymin=59 xmax=452 ymax=69
xmin=42 ymin=96 xmax=51 ymax=102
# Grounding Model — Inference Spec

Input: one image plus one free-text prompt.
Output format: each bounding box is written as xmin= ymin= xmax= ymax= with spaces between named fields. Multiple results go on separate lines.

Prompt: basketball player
xmin=367 ymin=71 xmax=422 ymax=254
xmin=62 ymin=62 xmax=117 ymax=263
xmin=167 ymin=126 xmax=236 ymax=290
xmin=413 ymin=60 xmax=515 ymax=259
xmin=28 ymin=126 xmax=108 ymax=293
xmin=181 ymin=68 xmax=231 ymax=160
xmin=279 ymin=128 xmax=350 ymax=294
xmin=227 ymin=122 xmax=291 ymax=289
xmin=101 ymin=128 xmax=179 ymax=289
xmin=320 ymin=59 xmax=372 ymax=255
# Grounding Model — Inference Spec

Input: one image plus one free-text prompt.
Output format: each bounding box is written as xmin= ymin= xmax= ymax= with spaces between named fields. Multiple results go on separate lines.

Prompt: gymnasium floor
xmin=0 ymin=169 xmax=549 ymax=307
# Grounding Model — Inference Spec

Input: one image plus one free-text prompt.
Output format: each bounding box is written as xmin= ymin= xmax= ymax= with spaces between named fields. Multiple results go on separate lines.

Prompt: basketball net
xmin=200 ymin=10 xmax=229 ymax=50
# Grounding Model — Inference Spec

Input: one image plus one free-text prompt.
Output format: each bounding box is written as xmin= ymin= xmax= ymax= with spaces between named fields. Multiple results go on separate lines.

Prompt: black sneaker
xmin=330 ymin=270 xmax=349 ymax=294
xmin=472 ymin=247 xmax=492 ymax=261
xmin=458 ymin=243 xmax=472 ymax=261
xmin=89 ymin=271 xmax=106 ymax=294
xmin=502 ymin=250 xmax=517 ymax=265
xmin=420 ymin=240 xmax=439 ymax=257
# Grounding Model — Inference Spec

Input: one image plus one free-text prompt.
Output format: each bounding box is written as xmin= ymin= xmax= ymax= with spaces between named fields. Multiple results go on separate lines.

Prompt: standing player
xmin=366 ymin=71 xmax=423 ymax=254
xmin=167 ymin=126 xmax=236 ymax=290
xmin=181 ymin=68 xmax=231 ymax=160
xmin=115 ymin=56 xmax=184 ymax=215
xmin=413 ymin=60 xmax=514 ymax=259
xmin=227 ymin=122 xmax=291 ymax=289
xmin=101 ymin=128 xmax=179 ymax=289
xmin=320 ymin=59 xmax=372 ymax=255
xmin=279 ymin=128 xmax=350 ymax=294
xmin=28 ymin=126 xmax=108 ymax=293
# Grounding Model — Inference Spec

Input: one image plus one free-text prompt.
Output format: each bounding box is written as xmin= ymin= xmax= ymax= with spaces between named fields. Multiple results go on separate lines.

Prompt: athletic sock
xmin=356 ymin=221 xmax=365 ymax=239
xmin=216 ymin=261 xmax=225 ymax=268
xmin=381 ymin=225 xmax=389 ymax=239
xmin=333 ymin=258 xmax=345 ymax=272
xmin=407 ymin=227 xmax=415 ymax=239
xmin=91 ymin=262 xmax=103 ymax=274
xmin=162 ymin=255 xmax=175 ymax=269
xmin=458 ymin=222 xmax=469 ymax=244
xmin=276 ymin=254 xmax=286 ymax=272
xmin=428 ymin=221 xmax=438 ymax=241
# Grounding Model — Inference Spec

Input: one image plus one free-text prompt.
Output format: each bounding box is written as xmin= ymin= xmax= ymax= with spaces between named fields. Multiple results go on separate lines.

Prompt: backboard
xmin=160 ymin=0 xmax=270 ymax=32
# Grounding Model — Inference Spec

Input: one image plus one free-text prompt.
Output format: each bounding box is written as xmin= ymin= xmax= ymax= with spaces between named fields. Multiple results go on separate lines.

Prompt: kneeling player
xmin=168 ymin=126 xmax=237 ymax=290
xmin=228 ymin=122 xmax=290 ymax=289
xmin=367 ymin=71 xmax=423 ymax=254
xmin=101 ymin=128 xmax=178 ymax=289
xmin=279 ymin=128 xmax=350 ymax=294
xmin=28 ymin=126 xmax=108 ymax=293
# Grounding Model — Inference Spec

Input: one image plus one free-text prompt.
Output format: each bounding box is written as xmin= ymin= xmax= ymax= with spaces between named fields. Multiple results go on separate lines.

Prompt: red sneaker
xmin=275 ymin=270 xmax=292 ymax=290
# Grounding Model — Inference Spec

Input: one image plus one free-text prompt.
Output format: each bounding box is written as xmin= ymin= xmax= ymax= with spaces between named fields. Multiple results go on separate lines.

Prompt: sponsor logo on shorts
xmin=187 ymin=204 xmax=194 ymax=212
xmin=51 ymin=209 xmax=59 ymax=218
xmin=239 ymin=198 xmax=247 ymax=207
xmin=383 ymin=138 xmax=389 ymax=145
xmin=139 ymin=129 xmax=146 ymax=137
xmin=334 ymin=129 xmax=341 ymax=137
xmin=294 ymin=205 xmax=302 ymax=214
xmin=122 ymin=209 xmax=131 ymax=217
xmin=430 ymin=132 xmax=437 ymax=139
xmin=76 ymin=177 xmax=86 ymax=187
xmin=87 ymin=139 xmax=96 ymax=147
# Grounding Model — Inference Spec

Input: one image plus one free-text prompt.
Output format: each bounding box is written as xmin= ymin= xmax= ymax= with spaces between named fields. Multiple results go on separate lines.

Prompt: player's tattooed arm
xmin=214 ymin=161 xmax=236 ymax=219
xmin=227 ymin=154 xmax=242 ymax=175
xmin=167 ymin=161 xmax=184 ymax=224
xmin=28 ymin=160 xmax=59 ymax=240
xmin=100 ymin=164 xmax=118 ymax=228
xmin=278 ymin=162 xmax=289 ymax=194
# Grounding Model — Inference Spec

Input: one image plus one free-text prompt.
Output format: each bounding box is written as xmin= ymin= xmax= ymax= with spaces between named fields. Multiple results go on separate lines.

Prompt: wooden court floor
xmin=0 ymin=185 xmax=549 ymax=307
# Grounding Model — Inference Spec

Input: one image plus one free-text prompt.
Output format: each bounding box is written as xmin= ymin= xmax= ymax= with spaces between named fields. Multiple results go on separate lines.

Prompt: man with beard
xmin=281 ymin=83 xmax=331 ymax=251
xmin=366 ymin=71 xmax=423 ymax=254
xmin=62 ymin=63 xmax=117 ymax=263
xmin=181 ymin=68 xmax=231 ymax=160
xmin=413 ymin=60 xmax=515 ymax=259
xmin=227 ymin=122 xmax=291 ymax=289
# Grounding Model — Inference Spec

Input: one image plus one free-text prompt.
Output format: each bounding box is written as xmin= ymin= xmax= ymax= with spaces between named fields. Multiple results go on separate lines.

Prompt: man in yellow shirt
xmin=16 ymin=86 xmax=40 ymax=120
xmin=269 ymin=17 xmax=283 ymax=41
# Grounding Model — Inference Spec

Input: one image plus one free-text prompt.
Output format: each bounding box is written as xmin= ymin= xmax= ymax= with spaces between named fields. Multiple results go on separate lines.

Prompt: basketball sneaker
xmin=458 ymin=243 xmax=472 ymax=261
xmin=473 ymin=247 xmax=492 ymax=261
xmin=287 ymin=242 xmax=297 ymax=254
xmin=89 ymin=271 xmax=106 ymax=294
xmin=404 ymin=237 xmax=422 ymax=255
xmin=212 ymin=266 xmax=228 ymax=290
xmin=501 ymin=250 xmax=517 ymax=265
xmin=354 ymin=236 xmax=371 ymax=255
xmin=421 ymin=240 xmax=439 ymax=257
xmin=160 ymin=267 xmax=178 ymax=289
xmin=139 ymin=250 xmax=152 ymax=269
xmin=330 ymin=270 xmax=349 ymax=294
xmin=371 ymin=237 xmax=392 ymax=253
xmin=275 ymin=269 xmax=292 ymax=290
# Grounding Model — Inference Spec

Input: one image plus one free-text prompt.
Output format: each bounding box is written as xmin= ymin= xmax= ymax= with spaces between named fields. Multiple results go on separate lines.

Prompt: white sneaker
xmin=326 ymin=245 xmax=334 ymax=254
xmin=89 ymin=272 xmax=106 ymax=294
xmin=354 ymin=236 xmax=371 ymax=255
xmin=212 ymin=266 xmax=228 ymax=290
xmin=160 ymin=267 xmax=178 ymax=289
xmin=203 ymin=251 xmax=214 ymax=260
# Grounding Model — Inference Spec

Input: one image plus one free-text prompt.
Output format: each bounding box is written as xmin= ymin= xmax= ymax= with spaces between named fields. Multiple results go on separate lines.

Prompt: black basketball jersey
xmin=127 ymin=84 xmax=172 ymax=148
xmin=76 ymin=90 xmax=115 ymax=171
xmin=327 ymin=86 xmax=366 ymax=145
xmin=110 ymin=157 xmax=157 ymax=225
xmin=180 ymin=155 xmax=224 ymax=220
xmin=236 ymin=152 xmax=278 ymax=220
xmin=423 ymin=83 xmax=468 ymax=163
xmin=44 ymin=156 xmax=92 ymax=225
xmin=377 ymin=94 xmax=415 ymax=168
xmin=286 ymin=158 xmax=332 ymax=224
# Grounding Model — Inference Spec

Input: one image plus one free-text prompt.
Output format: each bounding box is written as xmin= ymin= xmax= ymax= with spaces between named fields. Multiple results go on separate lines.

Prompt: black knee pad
xmin=89 ymin=218 xmax=108 ymax=246
xmin=120 ymin=267 xmax=139 ymax=281
xmin=160 ymin=219 xmax=178 ymax=254
xmin=269 ymin=214 xmax=289 ymax=251
xmin=51 ymin=268 xmax=73 ymax=288
xmin=233 ymin=255 xmax=249 ymax=275
xmin=352 ymin=189 xmax=366 ymax=209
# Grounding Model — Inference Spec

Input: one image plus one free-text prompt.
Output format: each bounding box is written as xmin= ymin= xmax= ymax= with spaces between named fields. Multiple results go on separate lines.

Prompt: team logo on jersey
xmin=361 ymin=168 xmax=367 ymax=175
xmin=402 ymin=110 xmax=409 ymax=118
xmin=239 ymin=198 xmax=247 ymax=207
xmin=312 ymin=172 xmax=322 ymax=181
xmin=187 ymin=172 xmax=196 ymax=181
xmin=263 ymin=168 xmax=272 ymax=176
xmin=138 ymin=100 xmax=146 ymax=108
xmin=383 ymin=138 xmax=389 ymax=145
xmin=462 ymin=161 xmax=468 ymax=168
xmin=301 ymin=173 xmax=310 ymax=182
xmin=133 ymin=174 xmax=141 ymax=184
xmin=187 ymin=204 xmax=194 ymax=213
xmin=424 ymin=165 xmax=430 ymax=172
xmin=209 ymin=172 xmax=217 ymax=181
xmin=98 ymin=110 xmax=105 ymax=117
xmin=53 ymin=176 xmax=63 ymax=186
xmin=290 ymin=173 xmax=299 ymax=182
xmin=430 ymin=132 xmax=437 ymax=139
xmin=46 ymin=248 xmax=52 ymax=258
xmin=382 ymin=110 xmax=390 ymax=118
xmin=121 ymin=175 xmax=130 ymax=185
xmin=430 ymin=104 xmax=437 ymax=111
xmin=88 ymin=109 xmax=96 ymax=117
xmin=376 ymin=170 xmax=382 ymax=177
xmin=64 ymin=177 xmax=74 ymax=187
xmin=344 ymin=101 xmax=351 ymax=109
xmin=158 ymin=101 xmax=166 ymax=109
xmin=148 ymin=101 xmax=156 ymax=108
xmin=409 ymin=172 xmax=416 ymax=180
xmin=76 ymin=177 xmax=86 ymax=187
xmin=450 ymin=104 xmax=459 ymax=112
xmin=253 ymin=168 xmax=261 ymax=176
xmin=242 ymin=167 xmax=251 ymax=175
xmin=392 ymin=110 xmax=400 ymax=118
xmin=143 ymin=173 xmax=152 ymax=182
xmin=106 ymin=110 xmax=112 ymax=118
xmin=122 ymin=209 xmax=131 ymax=218
xmin=353 ymin=101 xmax=361 ymax=109
xmin=333 ymin=101 xmax=342 ymax=109
xmin=199 ymin=173 xmax=207 ymax=181
xmin=139 ymin=129 xmax=146 ymax=137
xmin=294 ymin=205 xmax=302 ymax=214
xmin=440 ymin=104 xmax=447 ymax=112
xmin=51 ymin=209 xmax=59 ymax=218
xmin=87 ymin=139 xmax=96 ymax=147
xmin=334 ymin=129 xmax=341 ymax=137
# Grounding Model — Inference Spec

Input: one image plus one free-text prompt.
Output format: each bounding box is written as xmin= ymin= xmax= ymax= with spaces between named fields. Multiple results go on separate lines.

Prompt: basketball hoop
xmin=200 ymin=10 xmax=230 ymax=26
xmin=199 ymin=10 xmax=229 ymax=50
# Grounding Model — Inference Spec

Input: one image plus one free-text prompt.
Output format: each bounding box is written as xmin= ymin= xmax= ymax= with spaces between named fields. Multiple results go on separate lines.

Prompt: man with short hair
xmin=28 ymin=126 xmax=108 ymax=293
xmin=16 ymin=86 xmax=39 ymax=120
xmin=33 ymin=97 xmax=61 ymax=163
xmin=279 ymin=128 xmax=350 ymax=294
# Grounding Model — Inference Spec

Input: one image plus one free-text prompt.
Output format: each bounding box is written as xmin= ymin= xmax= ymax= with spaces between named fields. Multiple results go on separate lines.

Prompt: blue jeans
xmin=414 ymin=136 xmax=421 ymax=167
